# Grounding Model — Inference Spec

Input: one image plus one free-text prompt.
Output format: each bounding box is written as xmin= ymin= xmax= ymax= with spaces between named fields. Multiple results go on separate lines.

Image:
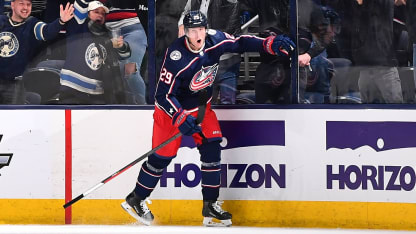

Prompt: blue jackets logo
xmin=189 ymin=64 xmax=218 ymax=91
xmin=0 ymin=32 xmax=19 ymax=57
xmin=0 ymin=135 xmax=13 ymax=176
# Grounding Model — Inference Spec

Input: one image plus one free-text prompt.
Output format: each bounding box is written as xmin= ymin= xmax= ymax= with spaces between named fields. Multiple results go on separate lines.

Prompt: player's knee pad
xmin=198 ymin=141 xmax=221 ymax=163
xmin=147 ymin=153 xmax=173 ymax=171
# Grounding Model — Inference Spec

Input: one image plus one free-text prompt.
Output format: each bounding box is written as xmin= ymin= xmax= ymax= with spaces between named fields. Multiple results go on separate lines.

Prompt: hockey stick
xmin=63 ymin=90 xmax=208 ymax=209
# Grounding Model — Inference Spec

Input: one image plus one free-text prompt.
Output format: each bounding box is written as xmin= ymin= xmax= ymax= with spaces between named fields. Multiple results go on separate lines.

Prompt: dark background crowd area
xmin=2 ymin=0 xmax=416 ymax=105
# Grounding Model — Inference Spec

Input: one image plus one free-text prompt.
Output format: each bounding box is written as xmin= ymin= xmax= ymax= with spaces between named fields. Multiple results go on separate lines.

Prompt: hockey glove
xmin=172 ymin=109 xmax=202 ymax=136
xmin=264 ymin=35 xmax=296 ymax=57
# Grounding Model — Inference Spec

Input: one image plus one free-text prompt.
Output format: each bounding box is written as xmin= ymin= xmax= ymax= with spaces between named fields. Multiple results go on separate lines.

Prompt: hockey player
xmin=121 ymin=10 xmax=295 ymax=226
xmin=0 ymin=0 xmax=74 ymax=104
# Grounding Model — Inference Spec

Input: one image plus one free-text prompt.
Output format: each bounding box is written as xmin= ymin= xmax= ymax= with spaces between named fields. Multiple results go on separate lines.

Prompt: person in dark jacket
xmin=403 ymin=0 xmax=416 ymax=90
xmin=303 ymin=5 xmax=340 ymax=103
xmin=350 ymin=0 xmax=403 ymax=103
xmin=239 ymin=0 xmax=293 ymax=103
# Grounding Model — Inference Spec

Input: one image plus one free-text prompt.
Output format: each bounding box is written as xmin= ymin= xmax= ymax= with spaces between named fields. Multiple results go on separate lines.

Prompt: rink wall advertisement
xmin=1 ymin=108 xmax=416 ymax=229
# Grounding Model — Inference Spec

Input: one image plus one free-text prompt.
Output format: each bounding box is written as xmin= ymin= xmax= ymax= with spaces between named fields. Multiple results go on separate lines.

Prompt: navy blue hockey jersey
xmin=60 ymin=0 xmax=130 ymax=95
xmin=0 ymin=15 xmax=63 ymax=80
xmin=155 ymin=29 xmax=265 ymax=117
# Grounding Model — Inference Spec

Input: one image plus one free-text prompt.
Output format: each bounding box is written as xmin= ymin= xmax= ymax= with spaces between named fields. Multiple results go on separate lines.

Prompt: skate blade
xmin=121 ymin=201 xmax=152 ymax=226
xmin=203 ymin=217 xmax=232 ymax=227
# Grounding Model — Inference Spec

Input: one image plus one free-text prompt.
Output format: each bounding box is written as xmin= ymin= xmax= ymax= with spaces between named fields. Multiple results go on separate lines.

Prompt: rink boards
xmin=1 ymin=108 xmax=416 ymax=229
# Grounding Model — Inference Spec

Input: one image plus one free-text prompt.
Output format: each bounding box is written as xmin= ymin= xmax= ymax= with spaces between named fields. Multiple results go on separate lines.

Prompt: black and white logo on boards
xmin=0 ymin=135 xmax=13 ymax=176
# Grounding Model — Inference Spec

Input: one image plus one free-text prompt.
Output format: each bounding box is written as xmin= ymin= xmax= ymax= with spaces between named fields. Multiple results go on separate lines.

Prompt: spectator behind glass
xmin=303 ymin=6 xmax=340 ymax=103
xmin=59 ymin=0 xmax=131 ymax=104
xmin=101 ymin=0 xmax=148 ymax=105
xmin=403 ymin=0 xmax=416 ymax=91
xmin=239 ymin=0 xmax=292 ymax=104
xmin=177 ymin=0 xmax=242 ymax=105
xmin=350 ymin=0 xmax=403 ymax=103
xmin=297 ymin=0 xmax=335 ymax=103
xmin=0 ymin=0 xmax=73 ymax=104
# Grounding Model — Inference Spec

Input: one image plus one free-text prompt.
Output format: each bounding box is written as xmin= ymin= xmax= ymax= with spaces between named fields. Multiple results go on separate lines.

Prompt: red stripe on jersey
xmin=106 ymin=12 xmax=137 ymax=21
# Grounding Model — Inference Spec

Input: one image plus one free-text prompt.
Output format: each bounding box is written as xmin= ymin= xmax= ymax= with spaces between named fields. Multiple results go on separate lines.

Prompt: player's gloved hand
xmin=263 ymin=35 xmax=296 ymax=56
xmin=172 ymin=109 xmax=202 ymax=136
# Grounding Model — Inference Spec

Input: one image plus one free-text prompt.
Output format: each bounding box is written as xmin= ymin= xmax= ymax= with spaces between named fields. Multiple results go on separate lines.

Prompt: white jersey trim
xmin=60 ymin=69 xmax=104 ymax=95
xmin=105 ymin=18 xmax=140 ymax=30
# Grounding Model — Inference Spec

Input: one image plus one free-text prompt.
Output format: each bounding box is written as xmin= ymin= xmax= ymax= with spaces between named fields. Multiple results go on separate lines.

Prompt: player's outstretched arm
xmin=214 ymin=30 xmax=295 ymax=56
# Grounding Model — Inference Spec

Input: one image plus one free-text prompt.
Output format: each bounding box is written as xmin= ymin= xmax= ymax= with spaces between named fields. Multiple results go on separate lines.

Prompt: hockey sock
xmin=198 ymin=141 xmax=221 ymax=200
xmin=134 ymin=153 xmax=173 ymax=199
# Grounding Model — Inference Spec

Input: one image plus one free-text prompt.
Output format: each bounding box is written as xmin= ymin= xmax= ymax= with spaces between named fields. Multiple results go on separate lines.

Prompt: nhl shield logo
xmin=170 ymin=50 xmax=182 ymax=61
xmin=0 ymin=32 xmax=19 ymax=58
xmin=189 ymin=64 xmax=219 ymax=91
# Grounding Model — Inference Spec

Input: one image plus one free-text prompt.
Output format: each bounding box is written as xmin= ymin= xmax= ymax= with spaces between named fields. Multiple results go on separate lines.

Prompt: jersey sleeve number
xmin=160 ymin=68 xmax=173 ymax=85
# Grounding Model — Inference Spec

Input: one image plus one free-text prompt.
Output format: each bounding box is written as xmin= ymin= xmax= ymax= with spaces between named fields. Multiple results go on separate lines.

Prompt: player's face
xmin=88 ymin=8 xmax=106 ymax=25
xmin=11 ymin=0 xmax=32 ymax=22
xmin=186 ymin=27 xmax=206 ymax=51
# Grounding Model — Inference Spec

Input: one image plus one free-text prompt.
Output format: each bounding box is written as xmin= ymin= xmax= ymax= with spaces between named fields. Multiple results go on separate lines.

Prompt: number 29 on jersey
xmin=160 ymin=68 xmax=173 ymax=85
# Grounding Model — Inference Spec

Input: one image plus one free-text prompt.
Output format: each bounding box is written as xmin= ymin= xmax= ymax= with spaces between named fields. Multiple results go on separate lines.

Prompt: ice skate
xmin=121 ymin=191 xmax=154 ymax=225
xmin=202 ymin=200 xmax=232 ymax=227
